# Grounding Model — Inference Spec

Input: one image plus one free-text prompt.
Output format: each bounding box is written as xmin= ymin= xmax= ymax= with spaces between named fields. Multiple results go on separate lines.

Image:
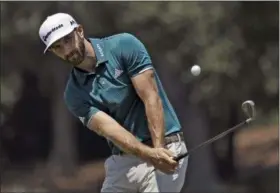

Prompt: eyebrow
xmin=50 ymin=32 xmax=75 ymax=48
xmin=51 ymin=42 xmax=60 ymax=48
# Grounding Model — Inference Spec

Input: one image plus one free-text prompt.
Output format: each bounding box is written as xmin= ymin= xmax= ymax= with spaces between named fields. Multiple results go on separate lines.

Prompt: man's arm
xmin=131 ymin=70 xmax=165 ymax=148
xmin=118 ymin=33 xmax=165 ymax=148
xmin=87 ymin=110 xmax=153 ymax=160
xmin=64 ymin=84 xmax=151 ymax=159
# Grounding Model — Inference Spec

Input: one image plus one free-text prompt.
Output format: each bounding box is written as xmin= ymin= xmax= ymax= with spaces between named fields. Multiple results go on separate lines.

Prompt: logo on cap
xmin=43 ymin=24 xmax=64 ymax=42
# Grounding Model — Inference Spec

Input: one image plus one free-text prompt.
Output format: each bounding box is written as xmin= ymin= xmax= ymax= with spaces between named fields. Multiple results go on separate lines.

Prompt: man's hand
xmin=143 ymin=147 xmax=178 ymax=174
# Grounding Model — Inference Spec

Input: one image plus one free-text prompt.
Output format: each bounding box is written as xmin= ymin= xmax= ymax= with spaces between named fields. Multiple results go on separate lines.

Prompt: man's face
xmin=49 ymin=26 xmax=85 ymax=66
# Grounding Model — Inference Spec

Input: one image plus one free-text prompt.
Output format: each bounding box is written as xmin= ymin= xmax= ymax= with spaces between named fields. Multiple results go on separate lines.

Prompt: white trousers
xmin=101 ymin=139 xmax=188 ymax=192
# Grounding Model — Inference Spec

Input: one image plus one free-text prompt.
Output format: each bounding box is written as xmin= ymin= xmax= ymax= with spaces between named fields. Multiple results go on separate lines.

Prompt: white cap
xmin=39 ymin=13 xmax=79 ymax=53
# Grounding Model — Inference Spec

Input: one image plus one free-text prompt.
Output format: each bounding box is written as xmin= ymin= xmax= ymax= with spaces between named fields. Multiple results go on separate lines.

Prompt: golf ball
xmin=191 ymin=65 xmax=201 ymax=76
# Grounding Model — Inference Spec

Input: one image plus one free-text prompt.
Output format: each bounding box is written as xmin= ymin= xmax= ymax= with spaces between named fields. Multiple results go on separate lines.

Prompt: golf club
xmin=173 ymin=100 xmax=256 ymax=161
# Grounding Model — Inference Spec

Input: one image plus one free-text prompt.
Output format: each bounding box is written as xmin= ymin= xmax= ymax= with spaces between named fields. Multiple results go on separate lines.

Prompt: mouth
xmin=67 ymin=52 xmax=84 ymax=65
xmin=69 ymin=54 xmax=77 ymax=61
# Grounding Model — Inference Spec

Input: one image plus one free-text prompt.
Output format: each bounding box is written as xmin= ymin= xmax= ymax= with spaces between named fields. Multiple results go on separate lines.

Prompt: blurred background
xmin=0 ymin=1 xmax=279 ymax=193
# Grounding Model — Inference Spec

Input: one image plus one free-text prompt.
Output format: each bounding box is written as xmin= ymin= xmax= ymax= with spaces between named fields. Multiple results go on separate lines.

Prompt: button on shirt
xmin=64 ymin=33 xmax=181 ymax=153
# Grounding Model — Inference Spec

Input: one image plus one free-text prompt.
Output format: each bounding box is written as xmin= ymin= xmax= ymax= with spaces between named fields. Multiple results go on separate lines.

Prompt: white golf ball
xmin=191 ymin=65 xmax=201 ymax=76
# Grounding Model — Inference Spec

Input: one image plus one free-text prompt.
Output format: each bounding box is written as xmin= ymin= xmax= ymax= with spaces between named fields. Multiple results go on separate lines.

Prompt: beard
xmin=65 ymin=36 xmax=86 ymax=66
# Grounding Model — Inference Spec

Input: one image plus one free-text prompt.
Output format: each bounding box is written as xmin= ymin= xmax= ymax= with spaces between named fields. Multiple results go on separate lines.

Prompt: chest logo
xmin=79 ymin=117 xmax=85 ymax=124
xmin=114 ymin=69 xmax=123 ymax=78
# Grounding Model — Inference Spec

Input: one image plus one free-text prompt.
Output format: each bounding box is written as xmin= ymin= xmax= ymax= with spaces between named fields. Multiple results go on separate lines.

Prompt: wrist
xmin=138 ymin=145 xmax=153 ymax=161
xmin=153 ymin=137 xmax=165 ymax=148
xmin=154 ymin=143 xmax=165 ymax=148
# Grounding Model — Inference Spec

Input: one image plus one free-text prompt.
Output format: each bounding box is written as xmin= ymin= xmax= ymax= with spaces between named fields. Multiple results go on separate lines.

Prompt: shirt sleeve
xmin=64 ymin=90 xmax=100 ymax=127
xmin=119 ymin=33 xmax=154 ymax=78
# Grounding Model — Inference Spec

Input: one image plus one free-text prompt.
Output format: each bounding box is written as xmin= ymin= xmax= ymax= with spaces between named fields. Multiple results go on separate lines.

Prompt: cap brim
xmin=43 ymin=27 xmax=76 ymax=54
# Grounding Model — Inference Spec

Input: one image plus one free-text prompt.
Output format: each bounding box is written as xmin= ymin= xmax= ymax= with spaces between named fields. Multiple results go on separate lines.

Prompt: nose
xmin=63 ymin=44 xmax=73 ymax=58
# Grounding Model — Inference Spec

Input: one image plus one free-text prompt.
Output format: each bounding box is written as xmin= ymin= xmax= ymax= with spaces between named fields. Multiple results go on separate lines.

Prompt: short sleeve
xmin=64 ymin=90 xmax=100 ymax=127
xmin=119 ymin=33 xmax=153 ymax=78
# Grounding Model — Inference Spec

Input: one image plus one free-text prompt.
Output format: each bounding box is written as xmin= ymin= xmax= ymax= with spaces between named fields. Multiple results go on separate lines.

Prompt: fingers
xmin=163 ymin=155 xmax=177 ymax=166
xmin=157 ymin=149 xmax=178 ymax=173
xmin=157 ymin=162 xmax=177 ymax=174
xmin=161 ymin=149 xmax=178 ymax=165
xmin=150 ymin=148 xmax=179 ymax=174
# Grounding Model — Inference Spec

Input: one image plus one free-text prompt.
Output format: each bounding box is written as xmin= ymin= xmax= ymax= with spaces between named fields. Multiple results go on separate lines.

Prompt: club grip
xmin=174 ymin=152 xmax=189 ymax=161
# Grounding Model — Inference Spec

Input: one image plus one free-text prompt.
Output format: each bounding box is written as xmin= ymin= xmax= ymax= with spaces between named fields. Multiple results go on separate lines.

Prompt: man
xmin=39 ymin=13 xmax=188 ymax=192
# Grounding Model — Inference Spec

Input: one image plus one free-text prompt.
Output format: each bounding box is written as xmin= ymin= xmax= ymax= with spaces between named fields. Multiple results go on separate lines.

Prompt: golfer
xmin=39 ymin=13 xmax=188 ymax=192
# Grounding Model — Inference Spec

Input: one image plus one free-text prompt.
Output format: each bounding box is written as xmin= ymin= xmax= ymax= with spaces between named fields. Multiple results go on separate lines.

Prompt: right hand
xmin=145 ymin=147 xmax=178 ymax=174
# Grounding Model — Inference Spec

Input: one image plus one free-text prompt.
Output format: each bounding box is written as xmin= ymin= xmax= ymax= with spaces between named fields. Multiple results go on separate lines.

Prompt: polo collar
xmin=73 ymin=38 xmax=107 ymax=85
xmin=89 ymin=38 xmax=108 ymax=67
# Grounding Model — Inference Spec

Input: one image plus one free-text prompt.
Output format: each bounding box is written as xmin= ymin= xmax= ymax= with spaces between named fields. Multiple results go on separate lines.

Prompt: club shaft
xmin=174 ymin=118 xmax=252 ymax=161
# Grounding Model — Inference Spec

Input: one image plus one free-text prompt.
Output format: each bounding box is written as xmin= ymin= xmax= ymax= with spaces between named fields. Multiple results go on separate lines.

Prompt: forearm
xmin=88 ymin=112 xmax=152 ymax=160
xmin=144 ymin=95 xmax=165 ymax=148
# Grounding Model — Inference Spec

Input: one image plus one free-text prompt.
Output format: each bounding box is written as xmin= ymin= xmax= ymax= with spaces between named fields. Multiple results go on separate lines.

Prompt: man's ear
xmin=77 ymin=25 xmax=84 ymax=38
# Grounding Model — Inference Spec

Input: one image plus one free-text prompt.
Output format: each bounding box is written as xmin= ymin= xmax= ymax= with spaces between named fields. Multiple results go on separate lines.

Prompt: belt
xmin=112 ymin=131 xmax=184 ymax=155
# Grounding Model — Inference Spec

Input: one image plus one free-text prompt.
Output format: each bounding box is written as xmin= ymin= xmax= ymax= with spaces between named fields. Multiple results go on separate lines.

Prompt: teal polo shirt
xmin=64 ymin=33 xmax=181 ymax=153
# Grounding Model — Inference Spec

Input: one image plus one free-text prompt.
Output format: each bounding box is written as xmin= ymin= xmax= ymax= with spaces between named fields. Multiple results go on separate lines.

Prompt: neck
xmin=76 ymin=39 xmax=96 ymax=72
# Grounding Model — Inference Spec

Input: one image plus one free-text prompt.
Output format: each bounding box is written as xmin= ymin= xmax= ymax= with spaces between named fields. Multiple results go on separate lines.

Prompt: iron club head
xmin=242 ymin=100 xmax=256 ymax=120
